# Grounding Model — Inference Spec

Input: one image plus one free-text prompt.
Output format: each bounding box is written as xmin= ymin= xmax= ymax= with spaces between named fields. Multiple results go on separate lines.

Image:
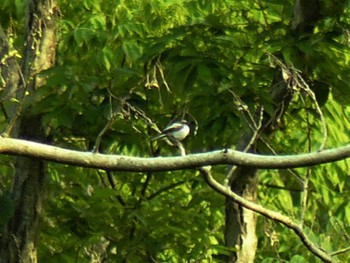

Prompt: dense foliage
xmin=1 ymin=0 xmax=350 ymax=262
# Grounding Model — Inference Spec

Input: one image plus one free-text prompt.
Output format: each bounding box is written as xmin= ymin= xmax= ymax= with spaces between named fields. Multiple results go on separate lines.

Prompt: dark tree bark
xmin=0 ymin=0 xmax=58 ymax=262
xmin=291 ymin=0 xmax=320 ymax=33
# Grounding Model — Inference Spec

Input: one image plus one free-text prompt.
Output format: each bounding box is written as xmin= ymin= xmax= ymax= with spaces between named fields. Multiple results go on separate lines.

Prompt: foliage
xmin=1 ymin=0 xmax=350 ymax=262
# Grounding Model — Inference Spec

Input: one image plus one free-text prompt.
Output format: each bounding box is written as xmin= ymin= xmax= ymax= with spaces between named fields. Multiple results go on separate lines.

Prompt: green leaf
xmin=290 ymin=255 xmax=307 ymax=263
xmin=122 ymin=40 xmax=143 ymax=63
xmin=74 ymin=28 xmax=95 ymax=46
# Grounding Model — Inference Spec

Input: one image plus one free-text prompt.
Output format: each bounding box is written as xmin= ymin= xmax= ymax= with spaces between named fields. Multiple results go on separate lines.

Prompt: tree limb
xmin=1 ymin=138 xmax=350 ymax=172
xmin=199 ymin=166 xmax=335 ymax=263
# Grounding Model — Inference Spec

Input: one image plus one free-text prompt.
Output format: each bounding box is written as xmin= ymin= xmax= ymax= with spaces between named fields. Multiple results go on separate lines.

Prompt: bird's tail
xmin=149 ymin=133 xmax=166 ymax=141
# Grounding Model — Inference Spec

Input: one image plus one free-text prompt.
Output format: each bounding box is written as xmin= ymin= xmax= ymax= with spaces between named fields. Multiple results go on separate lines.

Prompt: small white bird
xmin=150 ymin=121 xmax=190 ymax=142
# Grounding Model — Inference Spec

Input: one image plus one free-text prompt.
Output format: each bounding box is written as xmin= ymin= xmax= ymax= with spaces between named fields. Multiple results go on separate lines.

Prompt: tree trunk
xmin=0 ymin=0 xmax=57 ymax=262
xmin=225 ymin=166 xmax=258 ymax=263
xmin=224 ymin=1 xmax=322 ymax=262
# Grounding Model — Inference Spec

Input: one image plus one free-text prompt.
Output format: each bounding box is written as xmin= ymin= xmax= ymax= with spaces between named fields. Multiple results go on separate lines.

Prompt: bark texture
xmin=0 ymin=0 xmax=57 ymax=262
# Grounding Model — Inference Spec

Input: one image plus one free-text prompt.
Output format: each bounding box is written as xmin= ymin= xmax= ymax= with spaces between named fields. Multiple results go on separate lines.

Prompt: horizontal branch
xmin=0 ymin=137 xmax=350 ymax=172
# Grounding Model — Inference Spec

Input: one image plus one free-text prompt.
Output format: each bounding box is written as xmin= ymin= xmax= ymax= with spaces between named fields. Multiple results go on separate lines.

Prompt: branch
xmin=147 ymin=180 xmax=187 ymax=201
xmin=1 ymin=137 xmax=350 ymax=172
xmin=199 ymin=166 xmax=335 ymax=263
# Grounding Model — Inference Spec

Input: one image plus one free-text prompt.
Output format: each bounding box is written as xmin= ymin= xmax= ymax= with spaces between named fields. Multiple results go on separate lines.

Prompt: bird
xmin=150 ymin=121 xmax=190 ymax=142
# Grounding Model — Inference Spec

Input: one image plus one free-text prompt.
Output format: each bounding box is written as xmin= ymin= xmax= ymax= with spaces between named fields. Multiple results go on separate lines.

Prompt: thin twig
xmin=330 ymin=247 xmax=350 ymax=257
xmin=224 ymin=105 xmax=264 ymax=186
xmin=92 ymin=95 xmax=117 ymax=153
xmin=146 ymin=180 xmax=188 ymax=201
xmin=268 ymin=53 xmax=328 ymax=151
xmin=300 ymin=113 xmax=313 ymax=226
xmin=299 ymin=78 xmax=328 ymax=151
xmin=156 ymin=59 xmax=171 ymax=93
xmin=231 ymin=102 xmax=298 ymax=181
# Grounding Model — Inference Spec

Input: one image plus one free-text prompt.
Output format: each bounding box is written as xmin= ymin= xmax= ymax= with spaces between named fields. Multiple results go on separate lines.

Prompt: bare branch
xmin=199 ymin=166 xmax=335 ymax=263
xmin=146 ymin=180 xmax=187 ymax=201
xmin=331 ymin=247 xmax=350 ymax=257
xmin=268 ymin=53 xmax=328 ymax=150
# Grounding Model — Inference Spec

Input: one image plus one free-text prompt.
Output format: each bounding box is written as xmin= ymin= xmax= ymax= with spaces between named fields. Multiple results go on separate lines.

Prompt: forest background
xmin=1 ymin=0 xmax=350 ymax=262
